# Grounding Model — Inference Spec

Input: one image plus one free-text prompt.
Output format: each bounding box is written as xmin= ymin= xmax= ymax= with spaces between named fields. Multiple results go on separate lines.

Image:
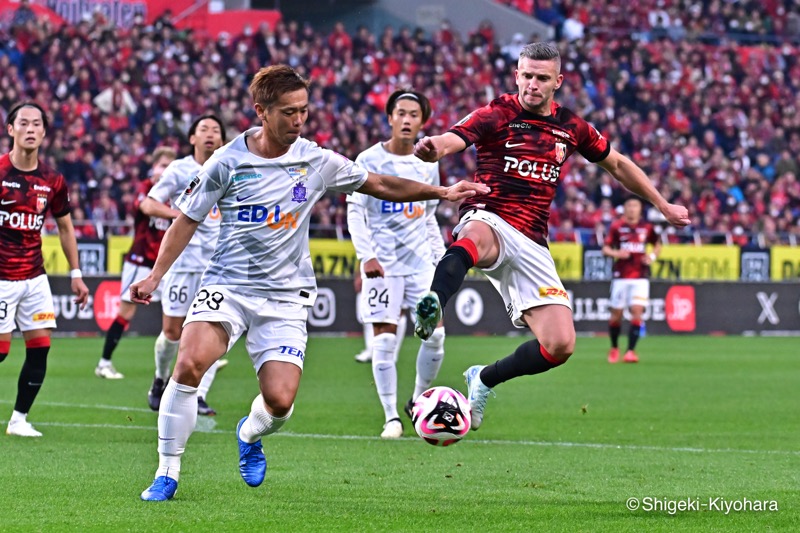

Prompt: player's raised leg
xmin=468 ymin=304 xmax=574 ymax=430
xmin=140 ymin=321 xmax=227 ymax=501
xmin=415 ymin=220 xmax=499 ymax=339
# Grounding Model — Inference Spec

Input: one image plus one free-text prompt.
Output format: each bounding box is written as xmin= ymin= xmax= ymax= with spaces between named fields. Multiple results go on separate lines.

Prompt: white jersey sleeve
xmin=176 ymin=129 xmax=367 ymax=305
xmin=152 ymin=155 xmax=221 ymax=272
xmin=346 ymin=142 xmax=441 ymax=276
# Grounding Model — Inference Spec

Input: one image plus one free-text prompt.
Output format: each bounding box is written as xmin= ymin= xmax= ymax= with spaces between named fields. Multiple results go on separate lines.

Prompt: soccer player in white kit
xmin=347 ymin=89 xmax=447 ymax=438
xmin=141 ymin=115 xmax=226 ymax=415
xmin=131 ymin=65 xmax=489 ymax=501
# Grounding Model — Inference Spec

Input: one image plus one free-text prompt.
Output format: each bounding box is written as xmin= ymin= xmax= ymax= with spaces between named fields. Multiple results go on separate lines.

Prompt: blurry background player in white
xmin=352 ymin=270 xmax=407 ymax=364
xmin=347 ymin=89 xmax=447 ymax=438
xmin=130 ymin=65 xmax=488 ymax=501
xmin=141 ymin=115 xmax=226 ymax=415
xmin=95 ymin=146 xmax=176 ymax=379
xmin=602 ymin=196 xmax=660 ymax=363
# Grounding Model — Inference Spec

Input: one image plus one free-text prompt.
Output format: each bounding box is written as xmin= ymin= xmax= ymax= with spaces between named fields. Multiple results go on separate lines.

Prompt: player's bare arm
xmin=602 ymin=244 xmax=630 ymax=260
xmin=130 ymin=213 xmax=200 ymax=304
xmin=55 ymin=213 xmax=89 ymax=308
xmin=140 ymin=197 xmax=182 ymax=219
xmin=413 ymin=132 xmax=467 ymax=163
xmin=357 ymin=172 xmax=489 ymax=203
xmin=597 ymin=148 xmax=690 ymax=227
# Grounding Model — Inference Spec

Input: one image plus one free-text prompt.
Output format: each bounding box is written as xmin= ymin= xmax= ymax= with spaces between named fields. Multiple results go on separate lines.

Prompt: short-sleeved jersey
xmin=605 ymin=218 xmax=658 ymax=279
xmin=176 ymin=128 xmax=369 ymax=305
xmin=0 ymin=154 xmax=70 ymax=281
xmin=148 ymin=155 xmax=221 ymax=273
xmin=348 ymin=142 xmax=440 ymax=276
xmin=124 ymin=178 xmax=171 ymax=267
xmin=450 ymin=93 xmax=610 ymax=246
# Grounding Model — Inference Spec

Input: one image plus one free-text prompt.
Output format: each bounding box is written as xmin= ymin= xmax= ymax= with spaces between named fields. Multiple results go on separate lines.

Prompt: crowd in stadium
xmin=2 ymin=1 xmax=800 ymax=246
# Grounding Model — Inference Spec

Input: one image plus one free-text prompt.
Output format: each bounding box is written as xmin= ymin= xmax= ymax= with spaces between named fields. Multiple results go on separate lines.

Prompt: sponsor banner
xmin=48 ymin=276 xmax=162 ymax=335
xmin=310 ymin=239 xmax=359 ymax=278
xmin=107 ymin=236 xmax=133 ymax=274
xmin=740 ymin=249 xmax=771 ymax=281
xmin=46 ymin=276 xmax=800 ymax=337
xmin=769 ymin=246 xmax=800 ymax=280
xmin=550 ymin=242 xmax=582 ymax=280
xmin=41 ymin=237 xmax=106 ymax=275
xmin=651 ymin=245 xmax=739 ymax=281
xmin=42 ymin=0 xmax=147 ymax=28
xmin=582 ymin=246 xmax=613 ymax=281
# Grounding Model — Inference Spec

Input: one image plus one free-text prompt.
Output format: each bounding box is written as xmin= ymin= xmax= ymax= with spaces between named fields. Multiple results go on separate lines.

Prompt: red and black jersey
xmin=450 ymin=93 xmax=609 ymax=246
xmin=123 ymin=178 xmax=170 ymax=267
xmin=0 ymin=153 xmax=70 ymax=281
xmin=605 ymin=218 xmax=658 ymax=279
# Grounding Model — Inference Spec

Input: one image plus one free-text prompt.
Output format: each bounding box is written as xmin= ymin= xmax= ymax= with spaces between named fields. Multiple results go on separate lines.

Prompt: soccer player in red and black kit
xmin=412 ymin=42 xmax=690 ymax=431
xmin=602 ymin=197 xmax=661 ymax=364
xmin=95 ymin=146 xmax=177 ymax=379
xmin=0 ymin=102 xmax=89 ymax=437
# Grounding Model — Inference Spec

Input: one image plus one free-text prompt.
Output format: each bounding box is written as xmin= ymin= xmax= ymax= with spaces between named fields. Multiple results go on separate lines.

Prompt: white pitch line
xmin=1 ymin=418 xmax=797 ymax=457
xmin=0 ymin=399 xmax=153 ymax=414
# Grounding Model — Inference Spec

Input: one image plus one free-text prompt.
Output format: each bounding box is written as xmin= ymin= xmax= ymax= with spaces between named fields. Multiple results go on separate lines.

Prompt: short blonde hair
xmin=249 ymin=64 xmax=310 ymax=108
xmin=152 ymin=146 xmax=177 ymax=163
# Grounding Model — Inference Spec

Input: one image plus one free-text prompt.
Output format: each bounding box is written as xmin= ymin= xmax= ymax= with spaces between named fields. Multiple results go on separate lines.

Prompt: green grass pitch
xmin=0 ymin=335 xmax=797 ymax=532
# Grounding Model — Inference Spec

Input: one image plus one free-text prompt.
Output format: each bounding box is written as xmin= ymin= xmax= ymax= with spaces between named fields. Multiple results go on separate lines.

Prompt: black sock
xmin=15 ymin=346 xmax=49 ymax=414
xmin=479 ymin=340 xmax=559 ymax=389
xmin=431 ymin=244 xmax=475 ymax=309
xmin=609 ymin=323 xmax=621 ymax=348
xmin=627 ymin=323 xmax=641 ymax=351
xmin=101 ymin=318 xmax=127 ymax=361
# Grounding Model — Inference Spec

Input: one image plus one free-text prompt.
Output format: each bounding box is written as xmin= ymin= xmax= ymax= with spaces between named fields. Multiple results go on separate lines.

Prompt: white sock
xmin=393 ymin=313 xmax=407 ymax=363
xmin=238 ymin=395 xmax=293 ymax=443
xmin=197 ymin=359 xmax=220 ymax=400
xmin=413 ymin=327 xmax=445 ymax=400
xmin=363 ymin=320 xmax=373 ymax=354
xmin=154 ymin=332 xmax=180 ymax=380
xmin=372 ymin=332 xmax=398 ymax=421
xmin=97 ymin=358 xmax=112 ymax=368
xmin=10 ymin=410 xmax=26 ymax=424
xmin=155 ymin=379 xmax=198 ymax=481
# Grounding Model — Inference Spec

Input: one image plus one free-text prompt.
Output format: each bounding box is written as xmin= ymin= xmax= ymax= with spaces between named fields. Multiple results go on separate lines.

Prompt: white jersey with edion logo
xmin=176 ymin=128 xmax=368 ymax=305
xmin=348 ymin=142 xmax=440 ymax=276
xmin=148 ymin=155 xmax=221 ymax=272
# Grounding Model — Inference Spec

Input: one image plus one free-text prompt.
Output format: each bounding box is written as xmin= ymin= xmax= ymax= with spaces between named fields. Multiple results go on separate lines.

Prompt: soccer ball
xmin=411 ymin=386 xmax=471 ymax=446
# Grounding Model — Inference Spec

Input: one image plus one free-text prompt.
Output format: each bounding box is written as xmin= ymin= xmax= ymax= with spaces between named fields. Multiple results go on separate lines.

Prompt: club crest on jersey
xmin=291 ymin=182 xmax=308 ymax=203
xmin=36 ymin=195 xmax=47 ymax=213
xmin=554 ymin=142 xmax=567 ymax=164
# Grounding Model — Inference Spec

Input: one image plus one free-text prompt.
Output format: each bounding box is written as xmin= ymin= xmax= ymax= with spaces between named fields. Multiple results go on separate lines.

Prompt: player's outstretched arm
xmin=140 ymin=197 xmax=181 ymax=219
xmin=413 ymin=132 xmax=467 ymax=163
xmin=130 ymin=213 xmax=200 ymax=304
xmin=357 ymin=173 xmax=490 ymax=203
xmin=597 ymin=148 xmax=690 ymax=227
xmin=54 ymin=213 xmax=90 ymax=308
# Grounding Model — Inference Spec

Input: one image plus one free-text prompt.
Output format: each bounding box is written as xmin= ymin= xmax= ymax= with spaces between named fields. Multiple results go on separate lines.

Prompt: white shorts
xmin=183 ymin=285 xmax=308 ymax=372
xmin=120 ymin=261 xmax=162 ymax=303
xmin=0 ymin=274 xmax=57 ymax=333
xmin=454 ymin=210 xmax=571 ymax=329
xmin=360 ymin=268 xmax=434 ymax=325
xmin=610 ymin=278 xmax=650 ymax=309
xmin=162 ymin=271 xmax=202 ymax=317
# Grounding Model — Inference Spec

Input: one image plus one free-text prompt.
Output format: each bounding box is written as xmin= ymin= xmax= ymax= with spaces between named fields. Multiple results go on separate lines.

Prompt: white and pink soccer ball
xmin=411 ymin=386 xmax=471 ymax=446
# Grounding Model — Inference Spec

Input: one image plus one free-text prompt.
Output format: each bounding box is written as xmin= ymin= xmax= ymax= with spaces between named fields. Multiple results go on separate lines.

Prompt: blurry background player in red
xmin=602 ymin=197 xmax=661 ymax=363
xmin=0 ymin=102 xmax=89 ymax=437
xmin=95 ymin=146 xmax=177 ymax=379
